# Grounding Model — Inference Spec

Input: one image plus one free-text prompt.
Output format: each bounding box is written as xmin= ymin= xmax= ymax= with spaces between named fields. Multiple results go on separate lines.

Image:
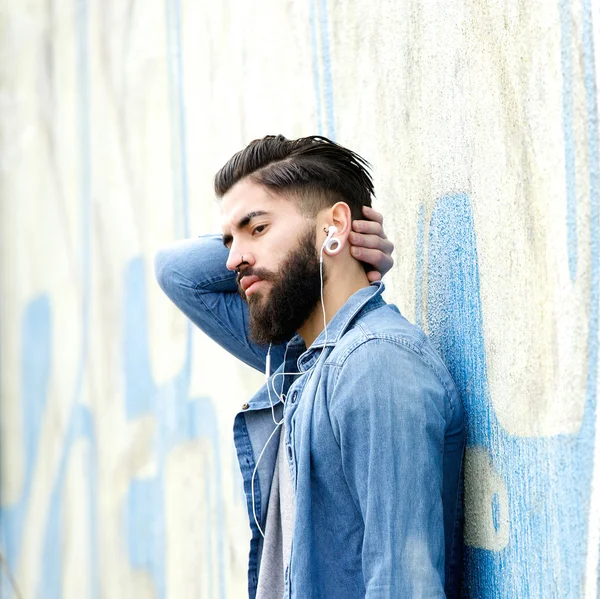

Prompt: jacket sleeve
xmin=328 ymin=338 xmax=447 ymax=598
xmin=153 ymin=234 xmax=286 ymax=372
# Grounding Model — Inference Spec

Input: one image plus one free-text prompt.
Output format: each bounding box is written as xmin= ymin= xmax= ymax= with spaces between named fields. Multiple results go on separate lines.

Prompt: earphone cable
xmin=251 ymin=419 xmax=283 ymax=538
xmin=251 ymin=239 xmax=332 ymax=538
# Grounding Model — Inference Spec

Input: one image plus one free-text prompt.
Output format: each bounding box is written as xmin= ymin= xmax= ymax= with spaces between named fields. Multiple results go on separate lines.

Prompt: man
xmin=155 ymin=135 xmax=465 ymax=598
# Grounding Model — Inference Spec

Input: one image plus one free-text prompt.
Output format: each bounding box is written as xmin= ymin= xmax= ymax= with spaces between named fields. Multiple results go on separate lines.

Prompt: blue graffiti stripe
xmin=164 ymin=0 xmax=193 ymax=379
xmin=165 ymin=0 xmax=190 ymax=239
xmin=39 ymin=405 xmax=97 ymax=599
xmin=581 ymin=0 xmax=600 ymax=582
xmin=172 ymin=0 xmax=189 ymax=239
xmin=414 ymin=203 xmax=426 ymax=328
xmin=74 ymin=0 xmax=100 ymax=589
xmin=124 ymin=259 xmax=158 ymax=419
xmin=427 ymin=193 xmax=597 ymax=596
xmin=491 ymin=493 xmax=501 ymax=533
xmin=309 ymin=0 xmax=324 ymax=135
xmin=164 ymin=0 xmax=181 ymax=239
xmin=0 ymin=296 xmax=51 ymax=572
xmin=165 ymin=0 xmax=187 ymax=240
xmin=427 ymin=194 xmax=488 ymax=447
xmin=318 ymin=0 xmax=336 ymax=140
xmin=126 ymin=478 xmax=162 ymax=572
xmin=560 ymin=0 xmax=579 ymax=281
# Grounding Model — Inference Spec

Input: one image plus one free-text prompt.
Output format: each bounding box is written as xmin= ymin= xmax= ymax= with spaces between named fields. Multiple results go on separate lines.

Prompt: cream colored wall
xmin=1 ymin=0 xmax=599 ymax=597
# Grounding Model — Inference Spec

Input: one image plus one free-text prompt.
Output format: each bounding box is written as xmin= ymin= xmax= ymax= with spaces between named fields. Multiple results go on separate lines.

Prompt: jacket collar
xmin=285 ymin=281 xmax=386 ymax=363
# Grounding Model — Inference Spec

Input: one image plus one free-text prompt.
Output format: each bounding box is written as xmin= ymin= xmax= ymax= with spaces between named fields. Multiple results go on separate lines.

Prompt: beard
xmin=237 ymin=228 xmax=324 ymax=345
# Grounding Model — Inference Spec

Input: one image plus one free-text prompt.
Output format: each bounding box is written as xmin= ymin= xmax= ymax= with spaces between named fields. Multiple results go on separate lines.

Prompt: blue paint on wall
xmin=318 ymin=0 xmax=336 ymax=140
xmin=0 ymin=295 xmax=51 ymax=572
xmin=310 ymin=0 xmax=335 ymax=139
xmin=38 ymin=404 xmax=98 ymax=599
xmin=124 ymin=260 xmax=158 ymax=419
xmin=165 ymin=0 xmax=190 ymax=239
xmin=427 ymin=193 xmax=598 ymax=596
xmin=427 ymin=194 xmax=488 ymax=451
xmin=491 ymin=493 xmax=500 ymax=533
xmin=126 ymin=477 xmax=162 ymax=573
xmin=309 ymin=0 xmax=324 ymax=136
xmin=560 ymin=0 xmax=579 ymax=281
xmin=581 ymin=0 xmax=600 ymax=471
xmin=415 ymin=203 xmax=426 ymax=328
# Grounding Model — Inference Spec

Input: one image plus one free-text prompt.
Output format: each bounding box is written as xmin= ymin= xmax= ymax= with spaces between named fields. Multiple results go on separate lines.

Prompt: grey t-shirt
xmin=255 ymin=425 xmax=295 ymax=599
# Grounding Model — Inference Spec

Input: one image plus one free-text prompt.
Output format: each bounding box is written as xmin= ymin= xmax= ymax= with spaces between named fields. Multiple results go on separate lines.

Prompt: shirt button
xmin=287 ymin=444 xmax=293 ymax=461
xmin=290 ymin=391 xmax=298 ymax=404
xmin=241 ymin=403 xmax=249 ymax=410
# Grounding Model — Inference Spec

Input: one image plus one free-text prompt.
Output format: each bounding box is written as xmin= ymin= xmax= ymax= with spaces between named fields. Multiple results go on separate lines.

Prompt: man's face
xmin=221 ymin=179 xmax=324 ymax=344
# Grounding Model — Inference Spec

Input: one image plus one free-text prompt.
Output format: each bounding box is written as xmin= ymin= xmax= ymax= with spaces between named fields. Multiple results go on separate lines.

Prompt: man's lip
xmin=245 ymin=280 xmax=264 ymax=296
xmin=240 ymin=275 xmax=262 ymax=292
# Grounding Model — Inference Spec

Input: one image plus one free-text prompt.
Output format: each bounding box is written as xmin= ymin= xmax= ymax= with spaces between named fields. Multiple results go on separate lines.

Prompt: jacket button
xmin=290 ymin=391 xmax=298 ymax=404
xmin=241 ymin=403 xmax=249 ymax=410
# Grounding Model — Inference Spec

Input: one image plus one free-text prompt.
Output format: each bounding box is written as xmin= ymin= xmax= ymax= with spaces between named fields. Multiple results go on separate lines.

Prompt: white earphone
xmin=322 ymin=225 xmax=342 ymax=258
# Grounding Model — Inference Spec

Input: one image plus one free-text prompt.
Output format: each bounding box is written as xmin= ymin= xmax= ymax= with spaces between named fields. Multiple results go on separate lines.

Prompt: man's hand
xmin=349 ymin=206 xmax=395 ymax=282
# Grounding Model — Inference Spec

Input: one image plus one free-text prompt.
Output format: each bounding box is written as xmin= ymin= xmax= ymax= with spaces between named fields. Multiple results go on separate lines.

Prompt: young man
xmin=155 ymin=135 xmax=465 ymax=599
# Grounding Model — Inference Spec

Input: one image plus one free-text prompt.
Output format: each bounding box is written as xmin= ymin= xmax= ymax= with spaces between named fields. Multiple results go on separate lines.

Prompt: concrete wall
xmin=1 ymin=0 xmax=599 ymax=597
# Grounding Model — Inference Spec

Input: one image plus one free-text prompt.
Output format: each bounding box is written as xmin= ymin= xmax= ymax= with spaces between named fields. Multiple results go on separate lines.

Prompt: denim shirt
xmin=155 ymin=234 xmax=466 ymax=599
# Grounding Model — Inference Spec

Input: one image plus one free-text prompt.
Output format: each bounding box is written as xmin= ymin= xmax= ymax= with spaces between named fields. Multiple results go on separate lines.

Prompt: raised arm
xmin=329 ymin=340 xmax=447 ymax=598
xmin=154 ymin=234 xmax=284 ymax=372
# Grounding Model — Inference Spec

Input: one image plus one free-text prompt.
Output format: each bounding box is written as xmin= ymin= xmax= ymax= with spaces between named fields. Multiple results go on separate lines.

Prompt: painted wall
xmin=1 ymin=0 xmax=599 ymax=597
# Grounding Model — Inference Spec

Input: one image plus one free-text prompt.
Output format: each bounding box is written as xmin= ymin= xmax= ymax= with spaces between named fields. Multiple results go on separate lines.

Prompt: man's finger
xmin=352 ymin=220 xmax=386 ymax=237
xmin=349 ymin=231 xmax=394 ymax=253
xmin=362 ymin=205 xmax=384 ymax=225
xmin=350 ymin=246 xmax=394 ymax=273
xmin=366 ymin=270 xmax=382 ymax=282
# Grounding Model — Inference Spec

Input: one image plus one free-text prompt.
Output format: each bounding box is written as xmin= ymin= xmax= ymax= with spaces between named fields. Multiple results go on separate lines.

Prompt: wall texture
xmin=1 ymin=0 xmax=599 ymax=597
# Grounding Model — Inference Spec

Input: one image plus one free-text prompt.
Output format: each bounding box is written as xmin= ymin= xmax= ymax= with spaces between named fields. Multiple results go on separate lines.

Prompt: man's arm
xmin=154 ymin=234 xmax=284 ymax=372
xmin=329 ymin=339 xmax=447 ymax=598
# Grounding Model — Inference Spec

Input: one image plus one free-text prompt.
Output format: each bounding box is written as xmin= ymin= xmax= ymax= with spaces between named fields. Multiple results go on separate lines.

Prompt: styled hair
xmin=213 ymin=135 xmax=374 ymax=220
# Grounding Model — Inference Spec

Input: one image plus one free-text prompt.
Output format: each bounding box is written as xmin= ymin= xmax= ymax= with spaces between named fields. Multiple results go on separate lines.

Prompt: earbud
xmin=323 ymin=225 xmax=342 ymax=256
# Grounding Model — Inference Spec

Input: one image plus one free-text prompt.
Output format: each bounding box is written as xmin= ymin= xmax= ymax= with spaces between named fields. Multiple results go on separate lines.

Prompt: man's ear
xmin=329 ymin=202 xmax=352 ymax=242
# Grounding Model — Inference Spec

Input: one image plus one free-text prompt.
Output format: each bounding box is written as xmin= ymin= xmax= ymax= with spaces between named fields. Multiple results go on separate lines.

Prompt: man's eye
xmin=253 ymin=224 xmax=267 ymax=235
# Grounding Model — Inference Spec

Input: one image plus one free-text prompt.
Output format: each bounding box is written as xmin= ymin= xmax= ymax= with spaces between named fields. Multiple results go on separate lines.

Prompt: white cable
xmin=270 ymin=239 xmax=330 ymax=394
xmin=250 ymin=235 xmax=331 ymax=538
xmin=251 ymin=420 xmax=284 ymax=538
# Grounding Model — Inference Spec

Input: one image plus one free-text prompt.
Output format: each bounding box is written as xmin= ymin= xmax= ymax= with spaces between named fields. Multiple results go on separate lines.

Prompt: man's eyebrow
xmin=222 ymin=210 xmax=270 ymax=247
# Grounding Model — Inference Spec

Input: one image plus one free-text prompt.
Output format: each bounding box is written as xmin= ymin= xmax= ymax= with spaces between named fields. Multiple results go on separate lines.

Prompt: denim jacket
xmin=155 ymin=234 xmax=465 ymax=599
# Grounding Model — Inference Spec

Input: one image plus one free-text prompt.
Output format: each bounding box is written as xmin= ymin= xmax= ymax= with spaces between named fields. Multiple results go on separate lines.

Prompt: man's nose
xmin=226 ymin=245 xmax=253 ymax=271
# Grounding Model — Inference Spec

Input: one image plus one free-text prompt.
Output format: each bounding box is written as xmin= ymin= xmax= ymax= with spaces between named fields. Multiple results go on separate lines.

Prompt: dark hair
xmin=213 ymin=135 xmax=374 ymax=220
